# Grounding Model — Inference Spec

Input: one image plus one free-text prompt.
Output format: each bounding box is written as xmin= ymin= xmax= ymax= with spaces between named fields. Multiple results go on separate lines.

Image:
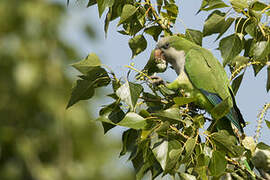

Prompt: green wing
xmin=184 ymin=47 xmax=244 ymax=132
xmin=184 ymin=47 xmax=231 ymax=101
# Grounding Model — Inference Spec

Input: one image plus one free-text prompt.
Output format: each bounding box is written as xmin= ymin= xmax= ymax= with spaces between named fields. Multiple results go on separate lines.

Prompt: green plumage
xmin=155 ymin=35 xmax=245 ymax=133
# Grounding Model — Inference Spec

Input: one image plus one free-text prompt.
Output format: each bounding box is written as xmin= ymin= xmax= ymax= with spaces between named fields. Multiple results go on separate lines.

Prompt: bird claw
xmin=150 ymin=75 xmax=165 ymax=87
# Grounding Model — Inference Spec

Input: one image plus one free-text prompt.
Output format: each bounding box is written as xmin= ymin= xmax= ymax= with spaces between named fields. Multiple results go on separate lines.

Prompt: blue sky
xmin=64 ymin=0 xmax=269 ymax=148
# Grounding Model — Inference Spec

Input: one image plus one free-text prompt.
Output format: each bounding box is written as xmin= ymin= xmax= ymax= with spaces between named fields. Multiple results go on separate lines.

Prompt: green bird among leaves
xmin=151 ymin=35 xmax=245 ymax=134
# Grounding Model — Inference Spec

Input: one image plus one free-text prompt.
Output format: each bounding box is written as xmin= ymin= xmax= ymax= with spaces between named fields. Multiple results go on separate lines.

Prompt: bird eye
xmin=163 ymin=43 xmax=170 ymax=49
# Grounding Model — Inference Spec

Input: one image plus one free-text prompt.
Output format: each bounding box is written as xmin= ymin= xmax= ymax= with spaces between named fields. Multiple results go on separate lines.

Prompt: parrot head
xmin=154 ymin=35 xmax=192 ymax=74
xmin=154 ymin=35 xmax=181 ymax=64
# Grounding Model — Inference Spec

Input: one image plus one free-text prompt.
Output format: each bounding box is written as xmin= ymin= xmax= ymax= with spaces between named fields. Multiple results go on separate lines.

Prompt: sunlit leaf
xmin=116 ymin=81 xmax=143 ymax=111
xmin=249 ymin=41 xmax=270 ymax=62
xmin=118 ymin=112 xmax=147 ymax=129
xmin=118 ymin=4 xmax=137 ymax=25
xmin=173 ymin=97 xmax=196 ymax=106
xmin=211 ymin=130 xmax=244 ymax=156
xmin=72 ymin=53 xmax=102 ymax=74
xmin=181 ymin=137 xmax=196 ymax=163
xmin=198 ymin=0 xmax=229 ymax=12
xmin=178 ymin=173 xmax=196 ymax=180
xmin=242 ymin=136 xmax=256 ymax=153
xmin=153 ymin=108 xmax=182 ymax=123
xmin=230 ymin=0 xmax=248 ymax=12
xmin=209 ymin=150 xmax=226 ymax=176
xmin=152 ymin=139 xmax=168 ymax=170
xmin=185 ymin=29 xmax=203 ymax=46
xmin=97 ymin=0 xmax=114 ymax=17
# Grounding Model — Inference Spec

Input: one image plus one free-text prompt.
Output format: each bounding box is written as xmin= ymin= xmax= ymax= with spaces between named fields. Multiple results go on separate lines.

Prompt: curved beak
xmin=154 ymin=48 xmax=165 ymax=60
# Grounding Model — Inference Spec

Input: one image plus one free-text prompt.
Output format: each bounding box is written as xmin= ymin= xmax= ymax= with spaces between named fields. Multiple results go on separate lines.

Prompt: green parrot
xmin=152 ymin=35 xmax=245 ymax=133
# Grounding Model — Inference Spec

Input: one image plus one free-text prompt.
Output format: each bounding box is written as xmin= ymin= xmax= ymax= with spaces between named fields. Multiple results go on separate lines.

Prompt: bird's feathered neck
xmin=165 ymin=48 xmax=186 ymax=75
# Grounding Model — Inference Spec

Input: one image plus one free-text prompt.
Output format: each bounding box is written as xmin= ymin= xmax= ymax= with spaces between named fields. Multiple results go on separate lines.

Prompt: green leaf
xmin=87 ymin=0 xmax=97 ymax=7
xmin=118 ymin=112 xmax=147 ymax=129
xmin=250 ymin=1 xmax=268 ymax=11
xmin=144 ymin=26 xmax=162 ymax=41
xmin=193 ymin=115 xmax=205 ymax=129
xmin=257 ymin=142 xmax=270 ymax=151
xmin=118 ymin=4 xmax=137 ymax=25
xmin=245 ymin=23 xmax=257 ymax=38
xmin=181 ymin=137 xmax=196 ymax=163
xmin=166 ymin=140 xmax=182 ymax=172
xmin=67 ymin=67 xmax=110 ymax=108
xmin=249 ymin=41 xmax=270 ymax=62
xmin=72 ymin=53 xmax=102 ymax=74
xmin=267 ymin=66 xmax=270 ymax=92
xmin=197 ymin=153 xmax=210 ymax=167
xmin=211 ymin=130 xmax=244 ymax=156
xmin=178 ymin=173 xmax=196 ymax=180
xmin=97 ymin=0 xmax=115 ymax=17
xmin=219 ymin=34 xmax=243 ymax=66
xmin=153 ymin=108 xmax=182 ymax=123
xmin=173 ymin=97 xmax=196 ymax=106
xmin=163 ymin=3 xmax=178 ymax=16
xmin=120 ymin=129 xmax=138 ymax=156
xmin=199 ymin=0 xmax=229 ymax=12
xmin=216 ymin=17 xmax=234 ymax=40
xmin=97 ymin=101 xmax=125 ymax=133
xmin=266 ymin=120 xmax=270 ymax=129
xmin=210 ymin=97 xmax=232 ymax=120
xmin=252 ymin=64 xmax=264 ymax=76
xmin=116 ymin=81 xmax=143 ymax=111
xmin=242 ymin=136 xmax=256 ymax=153
xmin=203 ymin=10 xmax=225 ymax=36
xmin=209 ymin=150 xmax=226 ymax=176
xmin=185 ymin=29 xmax=203 ymax=46
xmin=152 ymin=139 xmax=168 ymax=170
xmin=128 ymin=35 xmax=147 ymax=58
xmin=230 ymin=56 xmax=249 ymax=70
xmin=151 ymin=139 xmax=182 ymax=171
xmin=232 ymin=72 xmax=244 ymax=95
xmin=230 ymin=0 xmax=248 ymax=12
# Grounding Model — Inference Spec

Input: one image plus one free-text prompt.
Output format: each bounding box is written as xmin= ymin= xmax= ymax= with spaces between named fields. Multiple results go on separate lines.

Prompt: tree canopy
xmin=67 ymin=0 xmax=270 ymax=179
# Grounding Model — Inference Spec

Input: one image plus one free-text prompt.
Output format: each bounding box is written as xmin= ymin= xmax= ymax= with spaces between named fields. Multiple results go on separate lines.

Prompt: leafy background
xmin=66 ymin=0 xmax=269 ymax=143
xmin=1 ymin=0 xmax=270 ymax=179
xmin=66 ymin=0 xmax=269 ymax=179
xmin=0 ymin=0 xmax=134 ymax=179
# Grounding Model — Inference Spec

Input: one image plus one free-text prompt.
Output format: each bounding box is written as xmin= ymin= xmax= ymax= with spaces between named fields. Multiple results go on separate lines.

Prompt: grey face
xmin=156 ymin=37 xmax=179 ymax=64
xmin=155 ymin=37 xmax=185 ymax=75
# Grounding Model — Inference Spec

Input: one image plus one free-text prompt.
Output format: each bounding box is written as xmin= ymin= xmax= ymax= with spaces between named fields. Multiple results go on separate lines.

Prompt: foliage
xmin=67 ymin=0 xmax=270 ymax=179
xmin=0 ymin=0 xmax=135 ymax=179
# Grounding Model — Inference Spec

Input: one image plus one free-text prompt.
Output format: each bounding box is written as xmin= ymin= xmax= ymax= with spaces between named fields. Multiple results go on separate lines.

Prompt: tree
xmin=0 ymin=0 xmax=134 ymax=179
xmin=67 ymin=0 xmax=270 ymax=179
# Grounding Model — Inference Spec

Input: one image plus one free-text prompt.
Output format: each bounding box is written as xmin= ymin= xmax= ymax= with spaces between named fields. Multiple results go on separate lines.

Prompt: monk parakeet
xmin=153 ymin=35 xmax=245 ymax=133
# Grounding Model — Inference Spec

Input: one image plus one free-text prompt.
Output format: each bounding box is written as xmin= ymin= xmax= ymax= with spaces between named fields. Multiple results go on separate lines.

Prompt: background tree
xmin=67 ymin=0 xmax=270 ymax=179
xmin=0 ymin=0 xmax=134 ymax=179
